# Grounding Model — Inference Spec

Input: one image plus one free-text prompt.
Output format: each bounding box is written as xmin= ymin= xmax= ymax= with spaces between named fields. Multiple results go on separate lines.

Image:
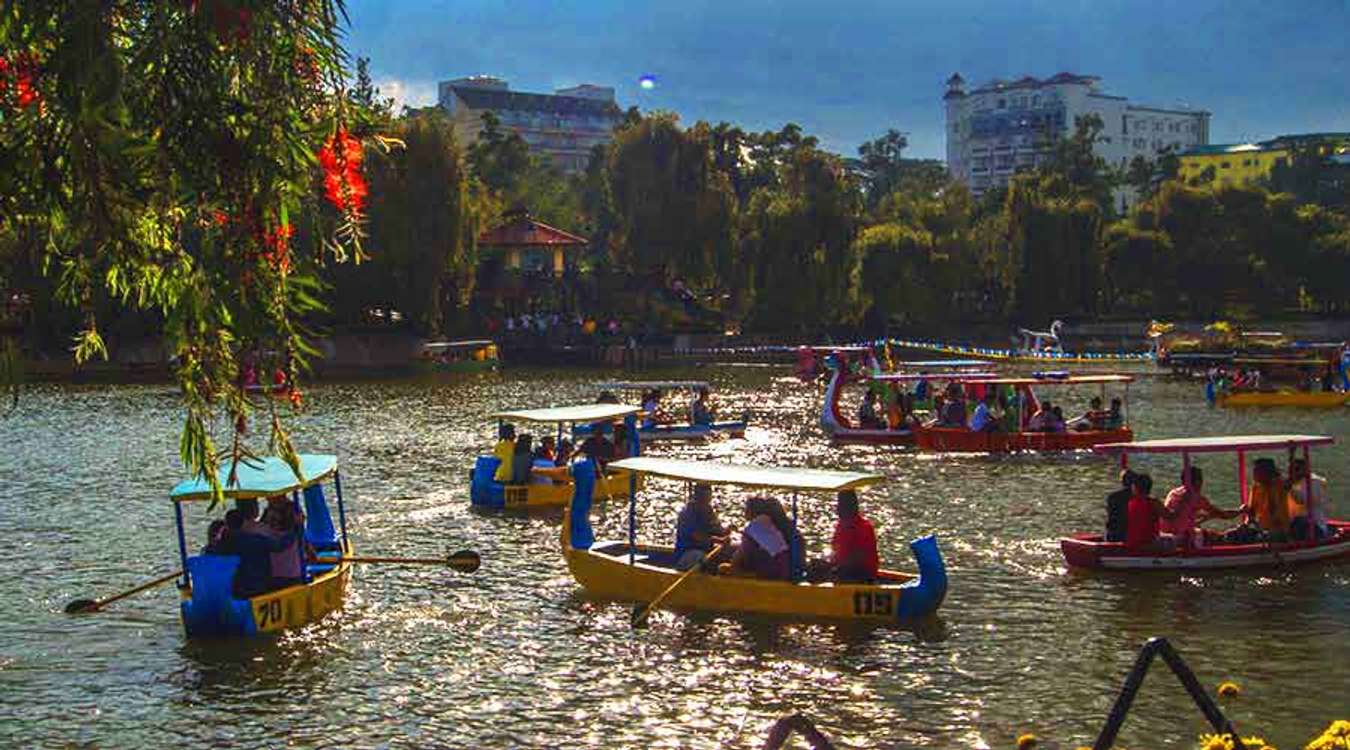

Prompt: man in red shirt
xmin=830 ymin=490 xmax=879 ymax=582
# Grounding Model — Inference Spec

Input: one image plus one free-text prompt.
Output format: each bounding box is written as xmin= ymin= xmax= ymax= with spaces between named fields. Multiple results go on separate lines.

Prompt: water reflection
xmin=0 ymin=368 xmax=1346 ymax=748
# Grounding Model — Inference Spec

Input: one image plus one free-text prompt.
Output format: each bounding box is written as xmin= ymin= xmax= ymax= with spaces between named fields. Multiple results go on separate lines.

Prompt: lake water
xmin=2 ymin=366 xmax=1347 ymax=748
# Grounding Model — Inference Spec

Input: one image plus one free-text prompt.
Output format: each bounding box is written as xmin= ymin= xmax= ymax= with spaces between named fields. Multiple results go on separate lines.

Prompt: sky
xmin=345 ymin=0 xmax=1349 ymax=160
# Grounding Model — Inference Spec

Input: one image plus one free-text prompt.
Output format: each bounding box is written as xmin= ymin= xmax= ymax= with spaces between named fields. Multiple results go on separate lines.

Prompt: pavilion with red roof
xmin=477 ymin=208 xmax=588 ymax=278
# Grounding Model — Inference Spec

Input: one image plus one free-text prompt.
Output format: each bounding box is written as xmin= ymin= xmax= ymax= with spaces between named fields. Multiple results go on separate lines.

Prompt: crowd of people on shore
xmin=1104 ymin=458 xmax=1331 ymax=552
xmin=856 ymin=380 xmax=1123 ymax=434
xmin=202 ymin=496 xmax=312 ymax=599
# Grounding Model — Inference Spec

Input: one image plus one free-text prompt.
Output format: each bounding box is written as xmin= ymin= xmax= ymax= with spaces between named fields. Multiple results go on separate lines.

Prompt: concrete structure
xmin=1178 ymin=132 xmax=1349 ymax=188
xmin=944 ymin=72 xmax=1210 ymax=211
xmin=438 ymin=76 xmax=623 ymax=173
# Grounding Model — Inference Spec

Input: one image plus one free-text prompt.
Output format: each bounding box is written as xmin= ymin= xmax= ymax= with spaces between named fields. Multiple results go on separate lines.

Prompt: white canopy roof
xmin=491 ymin=404 xmax=642 ymax=424
xmin=1094 ymin=435 xmax=1334 ymax=454
xmin=608 ymin=457 xmax=884 ymax=492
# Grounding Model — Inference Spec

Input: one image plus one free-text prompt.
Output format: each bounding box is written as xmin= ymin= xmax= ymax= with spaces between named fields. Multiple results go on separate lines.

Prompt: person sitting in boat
xmin=1067 ymin=397 xmax=1104 ymax=431
xmin=1101 ymin=398 xmax=1124 ymax=429
xmin=968 ymin=392 xmax=1001 ymax=433
xmin=263 ymin=495 xmax=308 ymax=590
xmin=554 ymin=438 xmax=574 ymax=466
xmin=719 ymin=497 xmax=792 ymax=580
xmin=493 ymin=423 xmax=516 ymax=483
xmin=531 ymin=440 xmax=558 ymax=486
xmin=1160 ymin=467 xmax=1243 ymax=547
xmin=215 ymin=509 xmax=303 ymax=598
xmin=204 ymin=519 xmax=229 ymax=554
xmin=1244 ymin=458 xmax=1291 ymax=540
xmin=578 ymin=430 xmax=616 ymax=467
xmin=856 ymin=390 xmax=885 ymax=429
xmin=691 ymin=387 xmax=715 ymax=426
xmin=1125 ymin=472 xmax=1179 ymax=552
xmin=612 ymin=423 xmax=633 ymax=459
xmin=640 ymin=389 xmax=663 ymax=429
xmin=674 ymin=483 xmax=731 ymax=570
xmin=1104 ymin=469 xmax=1136 ymax=543
xmin=509 ymin=434 xmax=535 ymax=485
xmin=596 ymin=390 xmax=620 ymax=404
xmin=938 ymin=384 xmax=967 ymax=427
xmin=1046 ymin=406 xmax=1068 ymax=433
xmin=827 ymin=490 xmax=879 ymax=583
xmin=1287 ymin=458 xmax=1330 ymax=541
xmin=1026 ymin=400 xmax=1051 ymax=432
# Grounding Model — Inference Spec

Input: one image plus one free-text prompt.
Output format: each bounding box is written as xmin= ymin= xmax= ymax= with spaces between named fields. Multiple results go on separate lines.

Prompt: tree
xmin=856 ymin=129 xmax=908 ymax=206
xmin=1 ymin=1 xmax=369 ymax=499
xmin=468 ymin=112 xmax=530 ymax=195
xmin=1040 ymin=113 xmax=1115 ymax=214
xmin=604 ymin=113 xmax=736 ymax=287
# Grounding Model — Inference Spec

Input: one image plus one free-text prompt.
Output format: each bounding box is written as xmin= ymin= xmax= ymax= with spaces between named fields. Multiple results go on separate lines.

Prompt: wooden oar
xmin=631 ymin=543 xmax=723 ymax=629
xmin=337 ymin=550 xmax=481 ymax=573
xmin=65 ymin=570 xmax=182 ymax=614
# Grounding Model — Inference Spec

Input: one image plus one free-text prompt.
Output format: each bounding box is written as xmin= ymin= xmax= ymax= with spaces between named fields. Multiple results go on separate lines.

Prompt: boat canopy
xmin=800 ymin=345 xmax=873 ymax=353
xmin=890 ymin=359 xmax=993 ymax=368
xmin=594 ymin=381 xmax=709 ymax=390
xmin=1094 ymin=434 xmax=1334 ymax=455
xmin=423 ymin=339 xmax=494 ymax=350
xmin=868 ymin=371 xmax=1000 ymax=382
xmin=491 ymin=404 xmax=642 ymax=424
xmin=608 ymin=457 xmax=884 ymax=492
xmin=170 ymin=454 xmax=338 ymax=501
xmin=951 ymin=374 xmax=1134 ymax=386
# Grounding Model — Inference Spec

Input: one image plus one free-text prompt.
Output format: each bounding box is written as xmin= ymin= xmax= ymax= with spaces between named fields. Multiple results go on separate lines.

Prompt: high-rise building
xmin=438 ymin=76 xmax=623 ymax=173
xmin=943 ymin=72 xmax=1210 ymax=210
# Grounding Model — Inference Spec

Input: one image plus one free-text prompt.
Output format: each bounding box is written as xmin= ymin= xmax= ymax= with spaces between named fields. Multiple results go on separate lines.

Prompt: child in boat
xmin=493 ymin=423 xmax=516 ymax=483
xmin=1287 ymin=458 xmax=1330 ymax=540
xmin=1160 ymin=467 xmax=1242 ymax=546
xmin=720 ymin=497 xmax=792 ymax=580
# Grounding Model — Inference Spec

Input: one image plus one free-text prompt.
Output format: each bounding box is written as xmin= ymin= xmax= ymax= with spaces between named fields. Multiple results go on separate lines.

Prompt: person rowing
xmin=673 ymin=483 xmax=730 ymax=569
xmin=690 ymin=387 xmax=715 ymax=427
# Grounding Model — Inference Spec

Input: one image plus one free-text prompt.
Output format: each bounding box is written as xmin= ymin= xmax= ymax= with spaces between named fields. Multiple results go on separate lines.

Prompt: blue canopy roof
xmin=170 ymin=454 xmax=338 ymax=501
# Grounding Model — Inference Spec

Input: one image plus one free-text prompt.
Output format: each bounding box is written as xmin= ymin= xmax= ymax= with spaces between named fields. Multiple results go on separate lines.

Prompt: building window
xmin=997 ymin=98 xmax=1006 ymax=109
xmin=1032 ymin=95 xmax=1040 ymax=106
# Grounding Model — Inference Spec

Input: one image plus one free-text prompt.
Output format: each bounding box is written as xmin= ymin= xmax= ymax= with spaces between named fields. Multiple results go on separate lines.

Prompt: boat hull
xmin=913 ymin=426 xmax=1132 ymax=453
xmin=1060 ymin=524 xmax=1350 ymax=570
xmin=1216 ymin=391 xmax=1349 ymax=407
xmin=180 ymin=541 xmax=353 ymax=637
xmin=566 ymin=538 xmax=946 ymax=622
xmin=472 ymin=468 xmax=641 ymax=510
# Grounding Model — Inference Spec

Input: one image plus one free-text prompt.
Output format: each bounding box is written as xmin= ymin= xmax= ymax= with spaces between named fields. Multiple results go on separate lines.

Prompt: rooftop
xmin=447 ymin=83 xmax=621 ymax=118
xmin=969 ymin=72 xmax=1100 ymax=94
xmin=478 ymin=211 xmax=589 ymax=248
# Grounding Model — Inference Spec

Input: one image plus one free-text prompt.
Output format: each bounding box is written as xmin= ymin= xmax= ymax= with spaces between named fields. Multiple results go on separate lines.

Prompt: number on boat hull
xmin=852 ymin=591 xmax=893 ymax=617
xmin=255 ymin=599 xmax=283 ymax=630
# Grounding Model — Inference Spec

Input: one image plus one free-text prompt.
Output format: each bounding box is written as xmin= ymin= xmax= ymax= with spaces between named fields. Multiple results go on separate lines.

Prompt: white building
xmin=439 ymin=76 xmax=623 ymax=173
xmin=943 ymin=72 xmax=1210 ymax=211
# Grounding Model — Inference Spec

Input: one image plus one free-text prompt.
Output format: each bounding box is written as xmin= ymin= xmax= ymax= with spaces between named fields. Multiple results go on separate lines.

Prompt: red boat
xmin=817 ymin=348 xmax=995 ymax=446
xmin=1061 ymin=435 xmax=1347 ymax=571
xmin=909 ymin=374 xmax=1135 ymax=453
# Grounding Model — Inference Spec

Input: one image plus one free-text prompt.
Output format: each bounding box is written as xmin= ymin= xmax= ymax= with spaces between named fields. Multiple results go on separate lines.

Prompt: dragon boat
xmin=172 ymin=454 xmax=353 ymax=637
xmin=470 ymin=403 xmax=644 ymax=510
xmin=1061 ymin=435 xmax=1350 ymax=570
xmin=562 ymin=456 xmax=947 ymax=623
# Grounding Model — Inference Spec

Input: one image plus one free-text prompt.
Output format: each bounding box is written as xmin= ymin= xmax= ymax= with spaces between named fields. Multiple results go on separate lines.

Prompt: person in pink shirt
xmin=1160 ymin=466 xmax=1243 ymax=545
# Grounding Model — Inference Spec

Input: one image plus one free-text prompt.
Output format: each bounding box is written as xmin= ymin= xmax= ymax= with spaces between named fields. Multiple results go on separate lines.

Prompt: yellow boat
xmin=471 ymin=403 xmax=645 ymax=510
xmin=170 ymin=454 xmax=353 ymax=637
xmin=562 ymin=456 xmax=947 ymax=623
xmin=1216 ymin=390 xmax=1350 ymax=407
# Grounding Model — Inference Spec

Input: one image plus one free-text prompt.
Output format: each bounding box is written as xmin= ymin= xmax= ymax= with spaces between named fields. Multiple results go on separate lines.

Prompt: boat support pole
xmin=1237 ymin=451 xmax=1248 ymax=513
xmin=334 ymin=471 xmax=350 ymax=551
xmin=173 ymin=500 xmax=189 ymax=588
xmin=293 ymin=489 xmax=308 ymax=582
xmin=791 ymin=493 xmax=800 ymax=579
xmin=1303 ymin=444 xmax=1312 ymax=510
xmin=628 ymin=470 xmax=637 ymax=565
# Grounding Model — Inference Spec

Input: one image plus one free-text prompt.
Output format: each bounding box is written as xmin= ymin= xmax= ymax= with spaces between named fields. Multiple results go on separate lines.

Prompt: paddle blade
xmin=446 ymin=550 xmax=481 ymax=573
xmin=630 ymin=604 xmax=651 ymax=629
xmin=64 ymin=599 xmax=98 ymax=614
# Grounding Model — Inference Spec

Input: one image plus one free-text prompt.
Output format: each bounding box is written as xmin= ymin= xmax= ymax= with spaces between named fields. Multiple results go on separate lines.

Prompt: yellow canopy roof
xmin=608 ymin=457 xmax=884 ymax=492
xmin=491 ymin=404 xmax=642 ymax=424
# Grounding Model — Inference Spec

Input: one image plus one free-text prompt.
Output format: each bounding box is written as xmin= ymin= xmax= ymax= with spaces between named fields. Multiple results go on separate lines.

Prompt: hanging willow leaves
xmin=0 ymin=1 xmax=372 ymax=505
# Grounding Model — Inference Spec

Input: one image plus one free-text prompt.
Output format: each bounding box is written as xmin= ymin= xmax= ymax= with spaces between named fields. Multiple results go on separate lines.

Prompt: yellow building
xmin=1177 ymin=132 xmax=1349 ymax=188
xmin=1176 ymin=143 xmax=1290 ymax=188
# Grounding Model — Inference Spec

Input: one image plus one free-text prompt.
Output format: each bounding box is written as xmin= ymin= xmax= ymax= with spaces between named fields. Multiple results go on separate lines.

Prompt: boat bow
xmin=896 ymin=534 xmax=947 ymax=619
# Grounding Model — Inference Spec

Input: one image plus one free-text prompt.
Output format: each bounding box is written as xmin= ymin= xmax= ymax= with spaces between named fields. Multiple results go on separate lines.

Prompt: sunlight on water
xmin=0 ymin=367 xmax=1346 ymax=747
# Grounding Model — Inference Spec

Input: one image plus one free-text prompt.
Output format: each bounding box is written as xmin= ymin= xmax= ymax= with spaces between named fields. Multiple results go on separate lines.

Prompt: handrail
xmin=1094 ymin=637 xmax=1247 ymax=750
